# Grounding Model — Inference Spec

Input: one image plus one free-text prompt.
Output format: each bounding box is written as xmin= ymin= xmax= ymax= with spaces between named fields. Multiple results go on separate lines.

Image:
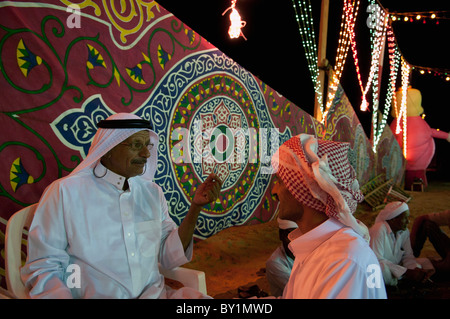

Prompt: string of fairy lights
xmin=325 ymin=0 xmax=360 ymax=118
xmin=288 ymin=0 xmax=449 ymax=156
xmin=390 ymin=11 xmax=450 ymax=24
xmin=374 ymin=24 xmax=401 ymax=152
xmin=223 ymin=0 xmax=448 ymax=157
xmin=291 ymin=0 xmax=323 ymax=112
xmin=399 ymin=58 xmax=411 ymax=157
xmin=367 ymin=0 xmax=388 ymax=152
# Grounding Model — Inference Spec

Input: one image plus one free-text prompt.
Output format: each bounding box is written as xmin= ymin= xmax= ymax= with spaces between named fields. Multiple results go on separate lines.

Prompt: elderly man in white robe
xmin=271 ymin=134 xmax=386 ymax=299
xmin=21 ymin=113 xmax=222 ymax=299
xmin=369 ymin=201 xmax=435 ymax=288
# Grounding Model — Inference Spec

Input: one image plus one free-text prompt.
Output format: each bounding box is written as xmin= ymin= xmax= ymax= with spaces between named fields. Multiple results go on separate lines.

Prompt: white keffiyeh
xmin=70 ymin=113 xmax=159 ymax=182
xmin=375 ymin=201 xmax=409 ymax=223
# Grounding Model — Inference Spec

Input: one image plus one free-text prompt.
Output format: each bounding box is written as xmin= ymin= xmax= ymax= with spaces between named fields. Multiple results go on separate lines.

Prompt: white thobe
xmin=21 ymin=164 xmax=196 ymax=299
xmin=283 ymin=218 xmax=387 ymax=299
xmin=369 ymin=221 xmax=424 ymax=286
xmin=266 ymin=246 xmax=294 ymax=297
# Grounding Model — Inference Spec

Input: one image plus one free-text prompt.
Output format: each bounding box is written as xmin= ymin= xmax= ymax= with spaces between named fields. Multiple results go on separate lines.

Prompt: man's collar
xmin=288 ymin=218 xmax=343 ymax=265
xmin=97 ymin=162 xmax=127 ymax=191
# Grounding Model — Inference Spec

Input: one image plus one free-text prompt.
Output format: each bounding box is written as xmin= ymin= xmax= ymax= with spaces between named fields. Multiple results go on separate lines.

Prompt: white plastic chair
xmin=5 ymin=203 xmax=207 ymax=298
xmin=0 ymin=287 xmax=13 ymax=299
xmin=5 ymin=203 xmax=37 ymax=299
xmin=159 ymin=264 xmax=207 ymax=295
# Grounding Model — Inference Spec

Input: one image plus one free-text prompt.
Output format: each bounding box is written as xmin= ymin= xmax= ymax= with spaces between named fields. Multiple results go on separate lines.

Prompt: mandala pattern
xmin=134 ymin=50 xmax=291 ymax=238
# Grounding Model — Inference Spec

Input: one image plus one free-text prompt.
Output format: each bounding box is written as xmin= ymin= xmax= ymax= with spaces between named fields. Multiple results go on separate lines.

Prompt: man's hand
xmin=192 ymin=173 xmax=222 ymax=208
xmin=178 ymin=173 xmax=222 ymax=251
xmin=404 ymin=268 xmax=433 ymax=283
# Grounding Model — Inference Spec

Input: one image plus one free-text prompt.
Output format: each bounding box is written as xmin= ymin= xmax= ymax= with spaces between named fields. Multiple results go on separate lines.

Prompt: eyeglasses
xmin=119 ymin=141 xmax=154 ymax=153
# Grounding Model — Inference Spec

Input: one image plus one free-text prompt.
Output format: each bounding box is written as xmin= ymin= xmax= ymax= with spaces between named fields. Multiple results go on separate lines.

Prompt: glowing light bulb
xmin=222 ymin=0 xmax=247 ymax=40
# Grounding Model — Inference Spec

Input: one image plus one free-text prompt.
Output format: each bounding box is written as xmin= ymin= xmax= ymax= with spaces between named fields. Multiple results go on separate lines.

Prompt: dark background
xmin=156 ymin=0 xmax=450 ymax=181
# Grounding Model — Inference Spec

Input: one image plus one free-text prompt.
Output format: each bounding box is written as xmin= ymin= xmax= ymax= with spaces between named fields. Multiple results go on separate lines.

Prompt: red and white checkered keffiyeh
xmin=272 ymin=134 xmax=369 ymax=241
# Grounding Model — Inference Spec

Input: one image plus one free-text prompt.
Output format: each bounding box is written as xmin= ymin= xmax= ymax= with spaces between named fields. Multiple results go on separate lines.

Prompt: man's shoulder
xmin=323 ymin=228 xmax=377 ymax=264
xmin=332 ymin=228 xmax=369 ymax=248
xmin=57 ymin=171 xmax=94 ymax=188
xmin=369 ymin=221 xmax=388 ymax=236
xmin=43 ymin=172 xmax=88 ymax=190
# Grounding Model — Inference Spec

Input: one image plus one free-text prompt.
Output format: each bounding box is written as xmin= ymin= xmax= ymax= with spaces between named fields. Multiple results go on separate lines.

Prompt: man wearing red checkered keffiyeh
xmin=271 ymin=134 xmax=386 ymax=299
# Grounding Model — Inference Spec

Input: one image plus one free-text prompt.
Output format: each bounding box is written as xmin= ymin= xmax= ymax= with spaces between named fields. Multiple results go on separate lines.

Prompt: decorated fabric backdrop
xmin=0 ymin=1 xmax=404 ymax=285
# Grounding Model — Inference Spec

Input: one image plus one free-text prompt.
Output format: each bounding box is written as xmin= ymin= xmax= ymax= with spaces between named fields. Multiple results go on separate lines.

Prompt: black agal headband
xmin=97 ymin=119 xmax=153 ymax=130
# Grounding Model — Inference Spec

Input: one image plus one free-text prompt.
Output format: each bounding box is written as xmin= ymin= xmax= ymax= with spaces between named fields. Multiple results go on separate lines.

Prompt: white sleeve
xmin=369 ymin=223 xmax=406 ymax=285
xmin=20 ymin=181 xmax=73 ymax=299
xmin=157 ymin=188 xmax=192 ymax=269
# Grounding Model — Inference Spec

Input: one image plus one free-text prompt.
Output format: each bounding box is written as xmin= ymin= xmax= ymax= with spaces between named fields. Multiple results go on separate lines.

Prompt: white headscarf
xmin=70 ymin=113 xmax=159 ymax=182
xmin=375 ymin=201 xmax=409 ymax=223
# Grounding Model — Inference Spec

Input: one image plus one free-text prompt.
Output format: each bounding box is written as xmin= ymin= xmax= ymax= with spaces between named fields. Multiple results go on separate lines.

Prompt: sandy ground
xmin=182 ymin=179 xmax=450 ymax=299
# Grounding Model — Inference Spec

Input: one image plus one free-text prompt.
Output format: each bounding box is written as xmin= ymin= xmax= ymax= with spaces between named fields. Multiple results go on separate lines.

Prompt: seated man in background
xmin=271 ymin=133 xmax=386 ymax=299
xmin=21 ymin=113 xmax=222 ymax=299
xmin=369 ymin=201 xmax=435 ymax=290
xmin=265 ymin=218 xmax=297 ymax=297
xmin=410 ymin=209 xmax=450 ymax=281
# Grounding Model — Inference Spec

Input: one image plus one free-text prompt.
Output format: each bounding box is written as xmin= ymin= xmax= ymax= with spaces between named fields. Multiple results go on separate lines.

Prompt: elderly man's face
xmin=271 ymin=175 xmax=304 ymax=223
xmin=103 ymin=130 xmax=151 ymax=178
xmin=388 ymin=210 xmax=410 ymax=233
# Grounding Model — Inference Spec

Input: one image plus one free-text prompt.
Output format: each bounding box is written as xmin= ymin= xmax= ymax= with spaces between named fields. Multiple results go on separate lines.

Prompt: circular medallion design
xmin=135 ymin=51 xmax=278 ymax=239
xmin=170 ymin=75 xmax=259 ymax=216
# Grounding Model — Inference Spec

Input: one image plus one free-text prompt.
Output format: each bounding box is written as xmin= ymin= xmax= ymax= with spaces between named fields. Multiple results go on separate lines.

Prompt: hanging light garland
xmin=395 ymin=57 xmax=411 ymax=158
xmin=372 ymin=24 xmax=401 ymax=151
xmin=346 ymin=0 xmax=365 ymax=108
xmin=289 ymin=0 xmax=446 ymax=157
xmin=291 ymin=0 xmax=323 ymax=115
xmin=413 ymin=66 xmax=450 ymax=81
xmin=325 ymin=0 xmax=358 ymax=117
xmin=369 ymin=9 xmax=389 ymax=151
xmin=390 ymin=11 xmax=450 ymax=25
xmin=356 ymin=1 xmax=387 ymax=113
